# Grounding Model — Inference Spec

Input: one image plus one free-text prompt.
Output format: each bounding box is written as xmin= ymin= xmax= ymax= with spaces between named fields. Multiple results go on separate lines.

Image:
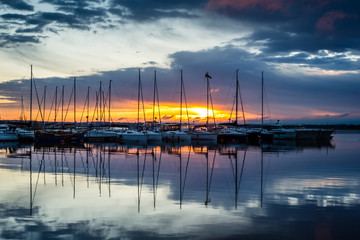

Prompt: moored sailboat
xmin=162 ymin=70 xmax=191 ymax=142
xmin=190 ymin=72 xmax=217 ymax=142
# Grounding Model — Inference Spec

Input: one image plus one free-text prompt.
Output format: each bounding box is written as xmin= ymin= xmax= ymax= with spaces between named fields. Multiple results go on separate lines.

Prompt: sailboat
xmin=162 ymin=70 xmax=191 ymax=142
xmin=259 ymin=71 xmax=273 ymax=143
xmin=259 ymin=73 xmax=295 ymax=141
xmin=121 ymin=69 xmax=147 ymax=143
xmin=35 ymin=78 xmax=86 ymax=144
xmin=0 ymin=124 xmax=18 ymax=141
xmin=218 ymin=69 xmax=247 ymax=143
xmin=85 ymin=81 xmax=118 ymax=142
xmin=142 ymin=71 xmax=162 ymax=142
xmin=190 ymin=72 xmax=217 ymax=141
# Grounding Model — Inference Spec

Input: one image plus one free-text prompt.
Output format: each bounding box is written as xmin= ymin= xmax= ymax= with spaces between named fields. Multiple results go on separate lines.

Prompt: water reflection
xmin=0 ymin=134 xmax=359 ymax=239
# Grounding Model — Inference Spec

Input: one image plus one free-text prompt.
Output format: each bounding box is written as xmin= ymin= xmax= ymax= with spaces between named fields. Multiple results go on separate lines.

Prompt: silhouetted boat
xmin=0 ymin=124 xmax=18 ymax=141
xmin=35 ymin=129 xmax=86 ymax=143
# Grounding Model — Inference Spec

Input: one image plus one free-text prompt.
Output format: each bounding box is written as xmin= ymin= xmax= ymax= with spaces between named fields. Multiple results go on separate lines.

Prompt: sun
xmin=188 ymin=107 xmax=212 ymax=119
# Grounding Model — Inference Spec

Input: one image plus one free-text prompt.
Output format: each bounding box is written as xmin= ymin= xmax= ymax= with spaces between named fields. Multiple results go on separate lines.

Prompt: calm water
xmin=0 ymin=131 xmax=360 ymax=239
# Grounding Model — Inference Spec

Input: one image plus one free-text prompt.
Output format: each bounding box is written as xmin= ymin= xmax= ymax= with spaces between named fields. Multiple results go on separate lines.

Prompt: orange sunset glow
xmin=0 ymin=99 xmax=261 ymax=124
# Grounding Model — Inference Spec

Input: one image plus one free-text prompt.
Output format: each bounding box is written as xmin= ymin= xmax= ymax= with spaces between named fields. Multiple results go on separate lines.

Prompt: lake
xmin=0 ymin=131 xmax=359 ymax=239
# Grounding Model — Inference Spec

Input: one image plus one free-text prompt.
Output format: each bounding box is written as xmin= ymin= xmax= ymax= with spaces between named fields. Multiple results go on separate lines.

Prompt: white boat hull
xmin=162 ymin=132 xmax=191 ymax=142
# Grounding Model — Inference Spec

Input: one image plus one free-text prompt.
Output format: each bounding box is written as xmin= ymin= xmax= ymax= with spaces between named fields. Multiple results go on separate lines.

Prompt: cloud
xmin=0 ymin=34 xmax=40 ymax=47
xmin=0 ymin=0 xmax=34 ymax=11
xmin=208 ymin=0 xmax=360 ymax=53
xmin=162 ymin=115 xmax=175 ymax=120
xmin=316 ymin=10 xmax=356 ymax=32
xmin=1 ymin=43 xmax=358 ymax=123
xmin=207 ymin=0 xmax=289 ymax=13
xmin=109 ymin=0 xmax=205 ymax=21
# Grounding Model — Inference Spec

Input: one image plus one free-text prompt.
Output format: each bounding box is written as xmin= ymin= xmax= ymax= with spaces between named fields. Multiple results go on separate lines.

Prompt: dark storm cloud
xmin=0 ymin=0 xmax=357 ymax=55
xmin=109 ymin=0 xmax=205 ymax=21
xmin=0 ymin=0 xmax=110 ymax=47
xmin=0 ymin=0 xmax=34 ymax=11
xmin=208 ymin=0 xmax=360 ymax=53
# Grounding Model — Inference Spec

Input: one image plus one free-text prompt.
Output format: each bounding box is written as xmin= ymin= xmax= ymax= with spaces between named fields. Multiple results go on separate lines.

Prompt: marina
xmin=0 ymin=1 xmax=359 ymax=238
xmin=0 ymin=131 xmax=359 ymax=239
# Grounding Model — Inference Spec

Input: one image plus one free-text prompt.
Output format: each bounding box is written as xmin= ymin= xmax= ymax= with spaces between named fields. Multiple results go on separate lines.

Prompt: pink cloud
xmin=316 ymin=10 xmax=356 ymax=32
xmin=207 ymin=0 xmax=289 ymax=13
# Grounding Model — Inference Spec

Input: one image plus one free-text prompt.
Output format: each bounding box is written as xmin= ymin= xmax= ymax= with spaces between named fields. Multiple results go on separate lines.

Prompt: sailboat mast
xmin=108 ymin=80 xmax=112 ymax=124
xmin=137 ymin=69 xmax=141 ymax=130
xmin=99 ymin=81 xmax=102 ymax=123
xmin=74 ymin=77 xmax=76 ymax=126
xmin=30 ymin=65 xmax=33 ymax=125
xmin=156 ymin=75 xmax=161 ymax=124
xmin=261 ymin=71 xmax=264 ymax=128
xmin=54 ymin=86 xmax=58 ymax=122
xmin=153 ymin=71 xmax=156 ymax=123
xmin=180 ymin=70 xmax=183 ymax=129
xmin=87 ymin=86 xmax=90 ymax=127
xmin=62 ymin=85 xmax=64 ymax=126
xmin=206 ymin=74 xmax=210 ymax=129
xmin=43 ymin=86 xmax=46 ymax=129
xmin=236 ymin=69 xmax=239 ymax=126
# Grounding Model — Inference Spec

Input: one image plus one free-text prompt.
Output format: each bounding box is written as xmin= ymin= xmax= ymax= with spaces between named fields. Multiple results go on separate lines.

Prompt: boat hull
xmin=146 ymin=134 xmax=162 ymax=142
xmin=162 ymin=132 xmax=191 ymax=142
xmin=0 ymin=134 xmax=18 ymax=141
xmin=295 ymin=129 xmax=319 ymax=140
xmin=191 ymin=133 xmax=217 ymax=141
xmin=120 ymin=134 xmax=147 ymax=143
xmin=272 ymin=131 xmax=296 ymax=140
xmin=217 ymin=133 xmax=247 ymax=144
xmin=35 ymin=131 xmax=85 ymax=144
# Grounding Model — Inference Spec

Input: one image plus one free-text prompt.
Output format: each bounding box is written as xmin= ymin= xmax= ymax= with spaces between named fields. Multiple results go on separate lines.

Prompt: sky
xmin=0 ymin=0 xmax=359 ymax=124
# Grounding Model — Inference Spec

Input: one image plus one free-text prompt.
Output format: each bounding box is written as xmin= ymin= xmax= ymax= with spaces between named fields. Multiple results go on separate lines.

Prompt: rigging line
xmin=229 ymin=94 xmax=236 ymax=122
xmin=263 ymin=153 xmax=271 ymax=193
xmin=34 ymin=93 xmax=44 ymax=122
xmin=181 ymin=146 xmax=191 ymax=195
xmin=79 ymin=88 xmax=89 ymax=123
xmin=182 ymin=79 xmax=191 ymax=127
xmin=91 ymin=92 xmax=99 ymax=123
xmin=46 ymin=89 xmax=57 ymax=122
xmin=237 ymin=149 xmax=247 ymax=193
xmin=63 ymin=85 xmax=74 ymax=122
xmin=208 ymin=151 xmax=217 ymax=194
xmin=229 ymin=154 xmax=236 ymax=182
xmin=140 ymin=77 xmax=146 ymax=124
xmin=155 ymin=149 xmax=162 ymax=196
xmin=209 ymin=84 xmax=216 ymax=126
xmin=238 ymin=83 xmax=247 ymax=127
xmin=102 ymin=90 xmax=106 ymax=122
xmin=33 ymin=80 xmax=44 ymax=122
xmin=139 ymin=151 xmax=147 ymax=199
xmin=156 ymin=77 xmax=161 ymax=124
xmin=264 ymin=84 xmax=272 ymax=122
xmin=223 ymin=72 xmax=235 ymax=114
xmin=32 ymin=154 xmax=44 ymax=204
